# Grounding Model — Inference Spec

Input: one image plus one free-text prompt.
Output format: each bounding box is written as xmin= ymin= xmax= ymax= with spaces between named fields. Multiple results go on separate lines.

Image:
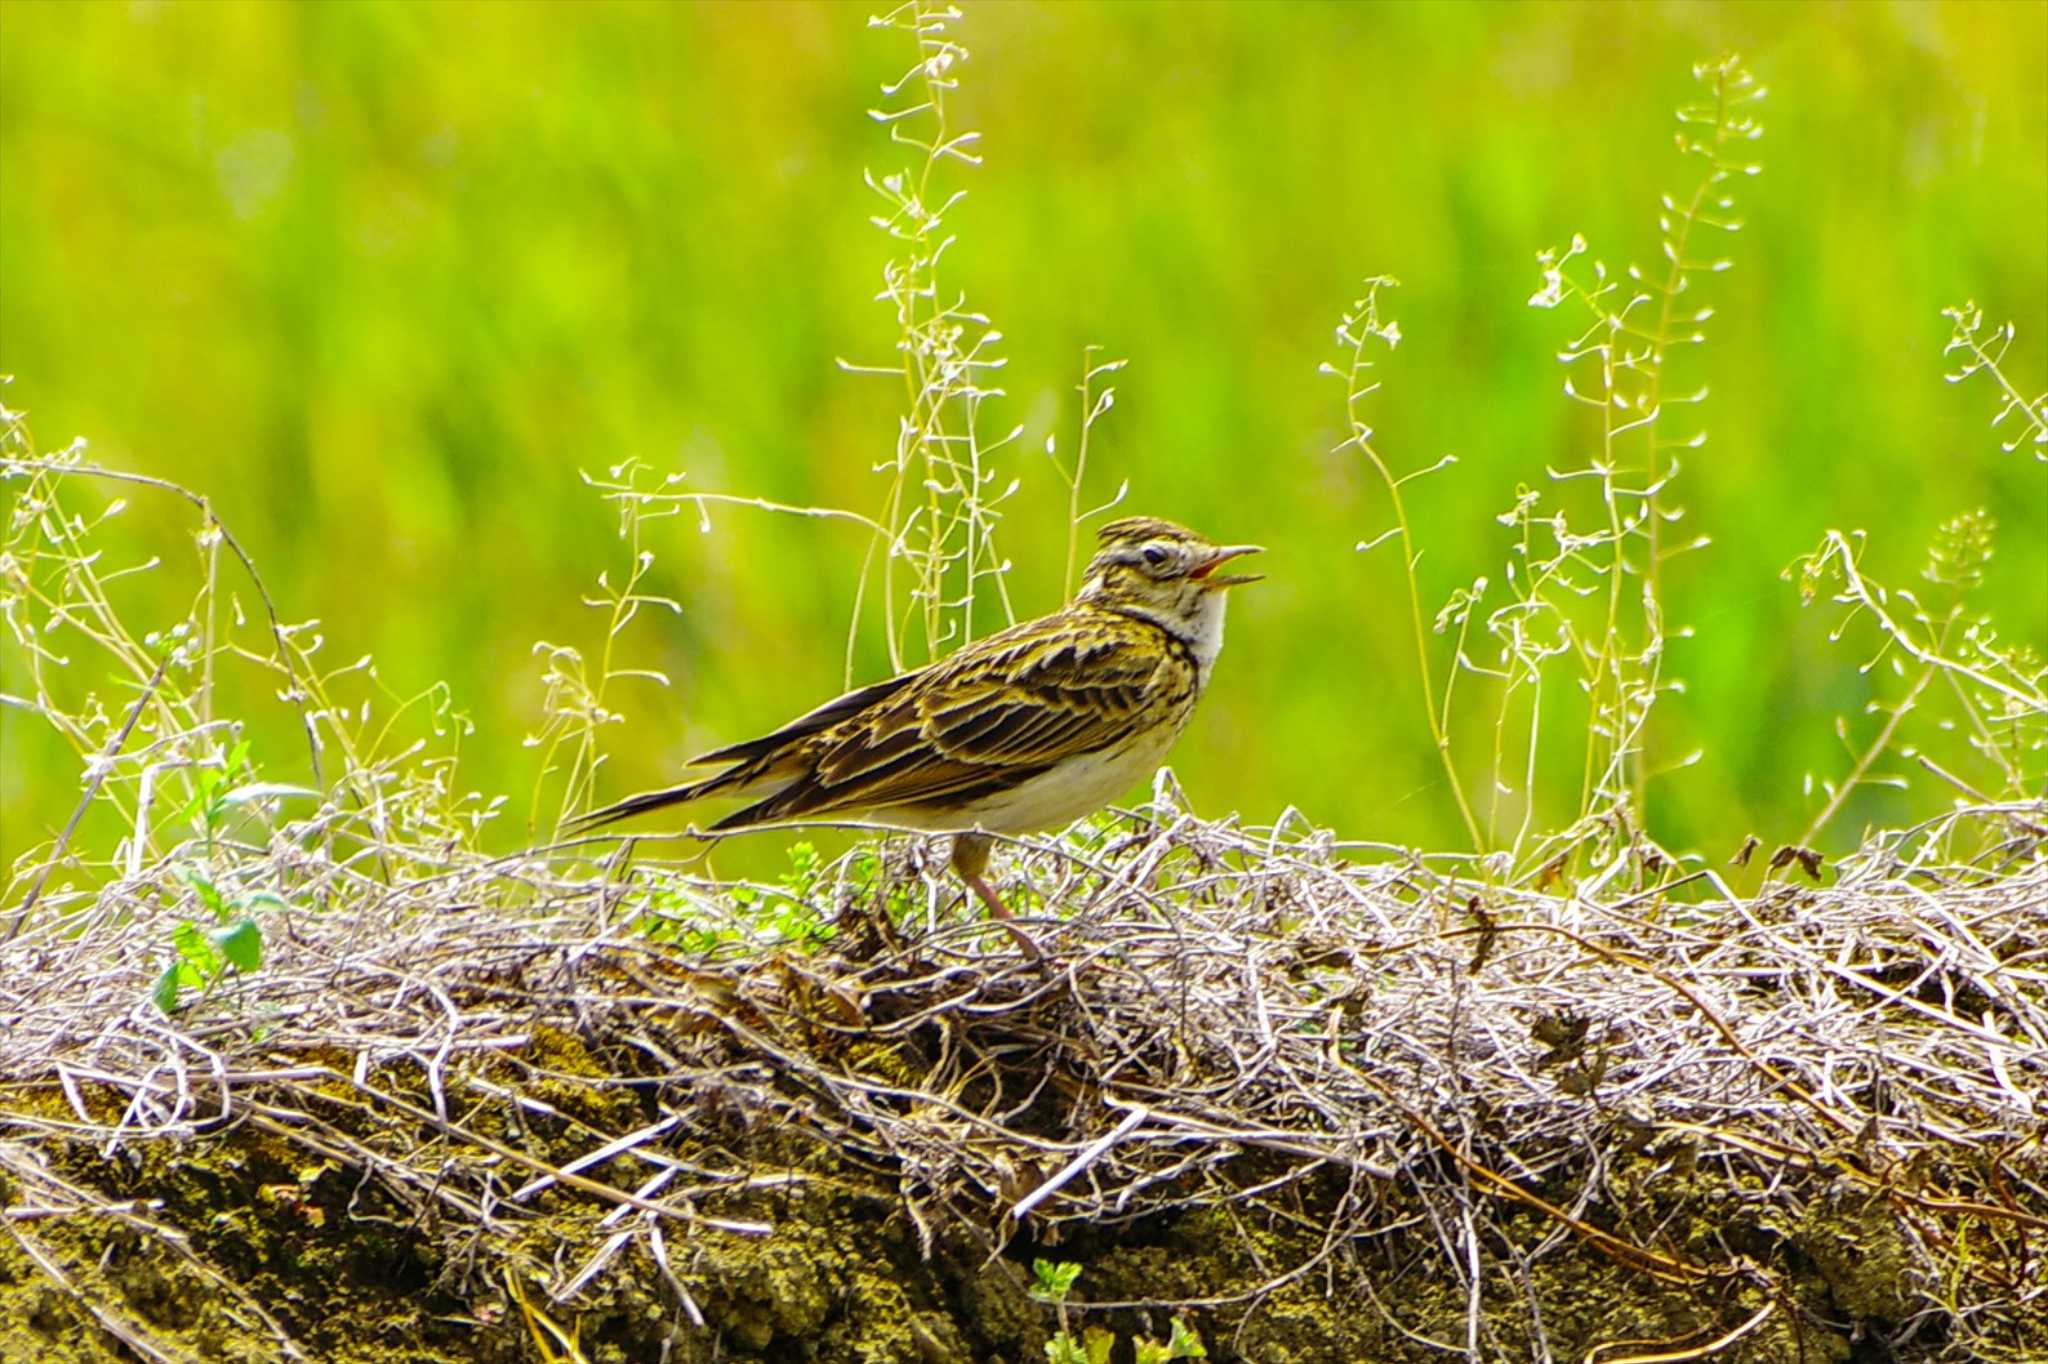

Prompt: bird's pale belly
xmin=885 ymin=720 xmax=1185 ymax=837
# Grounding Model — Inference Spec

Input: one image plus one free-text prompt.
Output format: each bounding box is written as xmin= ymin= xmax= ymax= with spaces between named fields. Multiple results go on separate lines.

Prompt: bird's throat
xmin=1101 ymin=593 xmax=1228 ymax=679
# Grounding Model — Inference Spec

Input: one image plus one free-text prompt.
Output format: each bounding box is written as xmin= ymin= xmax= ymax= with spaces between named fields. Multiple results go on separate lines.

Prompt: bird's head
xmin=1076 ymin=516 xmax=1262 ymax=661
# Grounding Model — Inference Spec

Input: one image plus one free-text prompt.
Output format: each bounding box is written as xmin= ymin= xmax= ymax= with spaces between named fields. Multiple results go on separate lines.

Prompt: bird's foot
xmin=948 ymin=831 xmax=1047 ymax=965
xmin=964 ymin=872 xmax=1046 ymax=965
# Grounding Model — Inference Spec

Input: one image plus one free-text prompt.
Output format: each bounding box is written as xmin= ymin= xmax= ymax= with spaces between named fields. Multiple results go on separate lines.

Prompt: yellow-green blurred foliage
xmin=4 ymin=0 xmax=2043 ymax=873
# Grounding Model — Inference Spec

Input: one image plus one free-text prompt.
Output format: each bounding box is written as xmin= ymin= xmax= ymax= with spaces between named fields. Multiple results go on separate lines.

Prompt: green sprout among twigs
xmin=1133 ymin=1320 xmax=1207 ymax=1364
xmin=153 ymin=869 xmax=287 ymax=1015
xmin=160 ymin=736 xmax=311 ymax=1012
xmin=844 ymin=847 xmax=918 ymax=926
xmin=644 ymin=842 xmax=838 ymax=954
xmin=763 ymin=840 xmax=836 ymax=948
xmin=180 ymin=738 xmax=320 ymax=850
xmin=1029 ymin=1258 xmax=1083 ymax=1306
xmin=1031 ymin=1260 xmax=1096 ymax=1364
xmin=1031 ymin=1260 xmax=1204 ymax=1364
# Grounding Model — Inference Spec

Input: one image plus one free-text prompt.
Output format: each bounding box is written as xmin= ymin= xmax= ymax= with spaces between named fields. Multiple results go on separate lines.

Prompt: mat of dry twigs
xmin=2 ymin=785 xmax=2045 ymax=1363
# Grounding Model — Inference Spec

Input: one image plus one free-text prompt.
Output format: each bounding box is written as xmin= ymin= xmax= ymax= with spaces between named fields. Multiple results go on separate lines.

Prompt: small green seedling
xmin=1134 ymin=1318 xmax=1207 ymax=1364
xmin=772 ymin=842 xmax=836 ymax=948
xmin=1045 ymin=1326 xmax=1114 ymax=1364
xmin=782 ymin=840 xmax=822 ymax=897
xmin=180 ymin=739 xmax=252 ymax=842
xmin=152 ymin=868 xmax=289 ymax=1014
xmin=1030 ymin=1260 xmax=1205 ymax=1364
xmin=1029 ymin=1259 xmax=1082 ymax=1305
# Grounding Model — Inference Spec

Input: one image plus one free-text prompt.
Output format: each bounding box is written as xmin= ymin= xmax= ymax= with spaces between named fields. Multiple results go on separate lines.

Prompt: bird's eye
xmin=1141 ymin=545 xmax=1170 ymax=568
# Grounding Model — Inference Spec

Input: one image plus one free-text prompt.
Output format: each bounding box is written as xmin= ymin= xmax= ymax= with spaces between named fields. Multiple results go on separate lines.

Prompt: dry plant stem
xmin=1050 ymin=347 xmax=1126 ymax=600
xmin=1495 ymin=640 xmax=1546 ymax=861
xmin=2 ymin=1220 xmax=185 ymax=1364
xmin=528 ymin=463 xmax=683 ymax=840
xmin=4 ymin=654 xmax=168 ymax=943
xmin=1811 ymin=531 xmax=2040 ymax=712
xmin=1576 ymin=306 xmax=1635 ymax=827
xmin=1797 ymin=632 xmax=1944 ymax=848
xmin=1 ymin=457 xmax=324 ymax=786
xmin=1628 ymin=60 xmax=1752 ymax=818
xmin=1526 ymin=57 xmax=1763 ymax=843
xmin=903 ymin=1 xmax=1011 ymax=650
xmin=540 ymin=481 xmax=887 ymax=695
xmin=0 ymin=1147 xmax=310 ymax=1360
xmin=1794 ymin=506 xmax=2045 ymax=843
xmin=1588 ymin=1300 xmax=1779 ymax=1364
xmin=1938 ymin=661 xmax=2030 ymax=797
xmin=1362 ymin=431 xmax=1482 ymax=855
xmin=1943 ymin=302 xmax=2048 ymax=456
xmin=1335 ymin=282 xmax=1485 ymax=854
xmin=1061 ymin=354 xmax=1095 ymax=599
xmin=849 ymin=0 xmax=1019 ymax=673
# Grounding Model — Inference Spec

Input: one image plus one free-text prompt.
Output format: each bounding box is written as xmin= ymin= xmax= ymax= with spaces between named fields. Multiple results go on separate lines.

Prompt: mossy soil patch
xmin=6 ymin=1019 xmax=2039 ymax=1364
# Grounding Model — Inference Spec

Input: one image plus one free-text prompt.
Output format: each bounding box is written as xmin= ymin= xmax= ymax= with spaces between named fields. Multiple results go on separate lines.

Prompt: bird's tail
xmin=566 ymin=777 xmax=721 ymax=832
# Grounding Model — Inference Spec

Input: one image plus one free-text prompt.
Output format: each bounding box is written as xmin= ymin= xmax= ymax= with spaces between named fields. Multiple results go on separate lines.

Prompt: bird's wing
xmin=688 ymin=670 xmax=919 ymax=767
xmin=572 ymin=670 xmax=927 ymax=830
xmin=723 ymin=610 xmax=1184 ymax=825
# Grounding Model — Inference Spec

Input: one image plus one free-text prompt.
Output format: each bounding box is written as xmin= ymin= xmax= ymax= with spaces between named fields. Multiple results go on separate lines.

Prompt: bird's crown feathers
xmin=1095 ymin=516 xmax=1207 ymax=548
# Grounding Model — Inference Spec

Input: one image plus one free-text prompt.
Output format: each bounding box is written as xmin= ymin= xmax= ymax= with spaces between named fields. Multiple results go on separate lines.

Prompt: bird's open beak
xmin=1190 ymin=543 xmax=1264 ymax=588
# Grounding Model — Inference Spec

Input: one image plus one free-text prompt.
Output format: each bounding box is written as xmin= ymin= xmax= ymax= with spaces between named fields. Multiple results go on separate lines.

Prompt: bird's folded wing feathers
xmin=687 ymin=670 xmax=917 ymax=767
xmin=733 ymin=619 xmax=1175 ymax=821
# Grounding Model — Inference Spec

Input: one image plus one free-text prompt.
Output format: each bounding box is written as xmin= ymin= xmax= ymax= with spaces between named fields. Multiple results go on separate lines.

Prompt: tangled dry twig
xmin=2 ymin=781 xmax=2044 ymax=1361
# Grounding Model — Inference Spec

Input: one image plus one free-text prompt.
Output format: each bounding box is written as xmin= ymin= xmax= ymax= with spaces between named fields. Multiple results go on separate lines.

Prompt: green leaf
xmin=1029 ymin=1258 xmax=1082 ymax=1304
xmin=180 ymin=870 xmax=228 ymax=921
xmin=213 ymin=917 xmax=263 ymax=973
xmin=1082 ymin=1326 xmax=1115 ymax=1364
xmin=1134 ymin=1319 xmax=1210 ymax=1364
xmin=172 ymin=920 xmax=221 ymax=976
xmin=152 ymin=962 xmax=184 ymax=1014
xmin=197 ymin=771 xmax=228 ymax=827
xmin=1045 ymin=1333 xmax=1089 ymax=1364
xmin=847 ymin=850 xmax=880 ymax=889
xmin=241 ymin=891 xmax=291 ymax=914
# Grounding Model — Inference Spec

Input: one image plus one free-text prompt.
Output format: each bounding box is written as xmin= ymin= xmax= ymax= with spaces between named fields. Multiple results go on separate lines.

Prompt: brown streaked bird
xmin=573 ymin=516 xmax=1262 ymax=958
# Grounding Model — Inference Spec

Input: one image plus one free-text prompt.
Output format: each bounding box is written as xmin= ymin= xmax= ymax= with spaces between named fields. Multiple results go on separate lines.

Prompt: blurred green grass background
xmin=4 ymin=0 xmax=2043 ymax=874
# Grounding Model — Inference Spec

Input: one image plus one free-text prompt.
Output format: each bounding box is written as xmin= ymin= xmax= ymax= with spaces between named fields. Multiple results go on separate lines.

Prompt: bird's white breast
xmin=1183 ymin=590 xmax=1229 ymax=686
xmin=885 ymin=720 xmax=1183 ymax=837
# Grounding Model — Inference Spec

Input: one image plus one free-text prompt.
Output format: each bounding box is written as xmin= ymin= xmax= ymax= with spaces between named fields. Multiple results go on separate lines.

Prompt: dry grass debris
xmin=3 ymin=780 xmax=2044 ymax=1361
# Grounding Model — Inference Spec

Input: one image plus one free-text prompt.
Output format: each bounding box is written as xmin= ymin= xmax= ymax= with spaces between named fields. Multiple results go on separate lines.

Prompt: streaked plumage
xmin=576 ymin=516 xmax=1262 ymax=956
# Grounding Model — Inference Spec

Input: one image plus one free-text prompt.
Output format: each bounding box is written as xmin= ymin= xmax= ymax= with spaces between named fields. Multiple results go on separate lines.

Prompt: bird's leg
xmin=951 ymin=831 xmax=1043 ymax=963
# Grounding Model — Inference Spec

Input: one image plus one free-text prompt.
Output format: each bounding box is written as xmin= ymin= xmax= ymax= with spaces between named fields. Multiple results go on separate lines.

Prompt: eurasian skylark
xmin=575 ymin=516 xmax=1261 ymax=957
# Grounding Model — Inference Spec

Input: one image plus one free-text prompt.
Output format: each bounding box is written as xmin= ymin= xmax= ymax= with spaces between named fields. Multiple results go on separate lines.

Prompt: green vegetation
xmin=4 ymin=1 xmax=2042 ymax=880
xmin=1032 ymin=1259 xmax=1204 ymax=1364
xmin=151 ymin=865 xmax=275 ymax=1015
xmin=1 ymin=5 xmax=2044 ymax=1362
xmin=151 ymin=736 xmax=314 ymax=1013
